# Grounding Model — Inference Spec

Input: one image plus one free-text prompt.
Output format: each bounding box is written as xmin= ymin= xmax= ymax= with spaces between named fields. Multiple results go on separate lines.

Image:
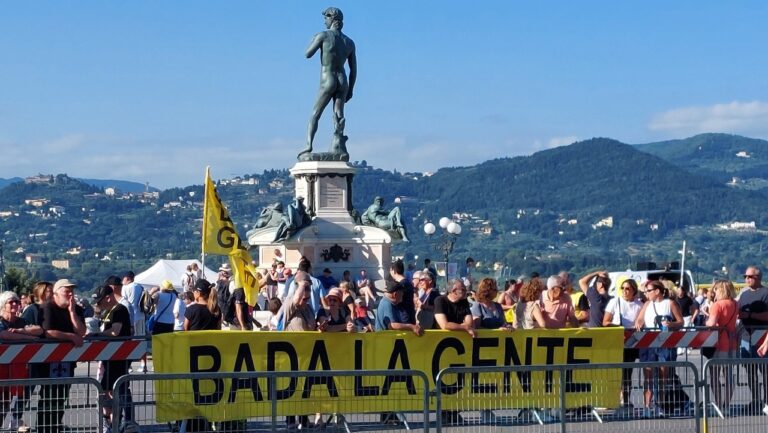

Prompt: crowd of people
xmin=2 ymin=260 xmax=768 ymax=430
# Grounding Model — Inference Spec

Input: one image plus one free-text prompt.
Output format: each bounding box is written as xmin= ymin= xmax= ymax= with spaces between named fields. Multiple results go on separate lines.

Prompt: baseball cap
xmin=53 ymin=279 xmax=77 ymax=292
xmin=92 ymin=285 xmax=114 ymax=304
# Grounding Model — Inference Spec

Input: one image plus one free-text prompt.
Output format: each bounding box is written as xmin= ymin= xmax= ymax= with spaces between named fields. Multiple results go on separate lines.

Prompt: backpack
xmin=139 ymin=290 xmax=154 ymax=315
xmin=217 ymin=280 xmax=233 ymax=323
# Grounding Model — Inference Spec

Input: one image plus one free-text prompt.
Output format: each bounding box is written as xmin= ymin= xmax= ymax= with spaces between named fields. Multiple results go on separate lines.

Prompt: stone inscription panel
xmin=318 ymin=176 xmax=346 ymax=210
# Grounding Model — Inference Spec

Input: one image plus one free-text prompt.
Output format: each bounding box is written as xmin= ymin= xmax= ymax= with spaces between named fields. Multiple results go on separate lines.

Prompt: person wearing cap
xmin=316 ymin=288 xmax=353 ymax=333
xmin=1 ymin=291 xmax=42 ymax=432
xmin=91 ymin=285 xmax=133 ymax=428
xmin=105 ymin=275 xmax=134 ymax=330
xmin=39 ymin=279 xmax=86 ymax=433
xmin=214 ymin=263 xmax=234 ymax=324
xmin=148 ymin=280 xmax=178 ymax=334
xmin=375 ymin=282 xmax=423 ymax=336
xmin=184 ymin=279 xmax=222 ymax=331
xmin=317 ymin=268 xmax=338 ymax=291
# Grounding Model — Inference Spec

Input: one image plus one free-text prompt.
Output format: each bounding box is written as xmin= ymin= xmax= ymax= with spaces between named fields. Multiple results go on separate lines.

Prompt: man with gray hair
xmin=39 ymin=279 xmax=86 ymax=433
xmin=541 ymin=275 xmax=579 ymax=329
xmin=738 ymin=266 xmax=768 ymax=414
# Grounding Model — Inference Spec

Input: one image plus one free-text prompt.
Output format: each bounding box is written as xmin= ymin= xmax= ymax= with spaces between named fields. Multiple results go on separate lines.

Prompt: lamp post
xmin=423 ymin=217 xmax=462 ymax=288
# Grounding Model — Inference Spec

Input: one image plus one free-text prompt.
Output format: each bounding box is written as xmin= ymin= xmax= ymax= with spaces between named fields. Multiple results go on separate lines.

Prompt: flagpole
xmin=202 ymin=166 xmax=210 ymax=274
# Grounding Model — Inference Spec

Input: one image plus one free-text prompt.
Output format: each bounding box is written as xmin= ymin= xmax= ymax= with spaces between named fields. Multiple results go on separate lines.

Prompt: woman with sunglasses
xmin=0 ymin=291 xmax=43 ymax=431
xmin=634 ymin=280 xmax=683 ymax=418
xmin=603 ymin=279 xmax=644 ymax=414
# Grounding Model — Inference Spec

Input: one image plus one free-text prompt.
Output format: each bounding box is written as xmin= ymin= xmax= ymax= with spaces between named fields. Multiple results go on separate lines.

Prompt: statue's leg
xmin=333 ymin=97 xmax=346 ymax=136
xmin=302 ymin=89 xmax=334 ymax=158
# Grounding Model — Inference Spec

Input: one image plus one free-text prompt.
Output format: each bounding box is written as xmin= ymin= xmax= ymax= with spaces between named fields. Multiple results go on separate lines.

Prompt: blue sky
xmin=1 ymin=1 xmax=767 ymax=189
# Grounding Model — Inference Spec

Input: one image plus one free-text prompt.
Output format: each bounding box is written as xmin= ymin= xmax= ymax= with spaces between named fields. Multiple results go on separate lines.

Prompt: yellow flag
xmin=202 ymin=167 xmax=261 ymax=304
xmin=229 ymin=249 xmax=262 ymax=306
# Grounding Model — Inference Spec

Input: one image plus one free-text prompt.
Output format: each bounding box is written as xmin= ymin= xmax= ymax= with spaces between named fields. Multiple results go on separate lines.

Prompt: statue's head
xmin=374 ymin=196 xmax=383 ymax=204
xmin=322 ymin=7 xmax=344 ymax=30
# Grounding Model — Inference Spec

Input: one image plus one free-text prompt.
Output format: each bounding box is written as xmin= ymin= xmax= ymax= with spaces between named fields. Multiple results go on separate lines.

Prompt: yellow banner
xmin=153 ymin=329 xmax=623 ymax=422
xmin=202 ymin=168 xmax=260 ymax=303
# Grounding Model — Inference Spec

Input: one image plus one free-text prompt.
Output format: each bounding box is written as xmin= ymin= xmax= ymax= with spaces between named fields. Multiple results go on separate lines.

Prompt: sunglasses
xmin=745 ymin=274 xmax=760 ymax=279
xmin=7 ymin=300 xmax=20 ymax=305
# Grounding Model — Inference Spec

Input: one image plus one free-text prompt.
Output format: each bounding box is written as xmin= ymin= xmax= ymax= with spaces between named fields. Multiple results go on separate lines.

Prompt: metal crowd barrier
xmin=111 ymin=369 xmax=431 ymax=433
xmin=434 ymin=361 xmax=700 ymax=433
xmin=702 ymin=357 xmax=768 ymax=433
xmin=0 ymin=377 xmax=103 ymax=433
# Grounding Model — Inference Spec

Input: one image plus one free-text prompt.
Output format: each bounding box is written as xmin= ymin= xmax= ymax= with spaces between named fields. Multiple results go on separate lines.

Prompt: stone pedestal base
xmin=248 ymin=161 xmax=392 ymax=282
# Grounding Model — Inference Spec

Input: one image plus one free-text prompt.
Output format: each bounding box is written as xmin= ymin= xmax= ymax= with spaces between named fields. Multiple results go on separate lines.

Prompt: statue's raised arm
xmin=299 ymin=7 xmax=356 ymax=162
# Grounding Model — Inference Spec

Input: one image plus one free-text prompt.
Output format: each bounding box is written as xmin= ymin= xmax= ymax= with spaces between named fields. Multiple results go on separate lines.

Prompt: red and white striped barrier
xmin=745 ymin=329 xmax=768 ymax=346
xmin=623 ymin=329 xmax=718 ymax=349
xmin=0 ymin=339 xmax=147 ymax=364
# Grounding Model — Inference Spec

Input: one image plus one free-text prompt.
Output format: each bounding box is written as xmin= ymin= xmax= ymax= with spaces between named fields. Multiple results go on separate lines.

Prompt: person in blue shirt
xmin=375 ymin=283 xmax=423 ymax=336
xmin=317 ymin=268 xmax=338 ymax=290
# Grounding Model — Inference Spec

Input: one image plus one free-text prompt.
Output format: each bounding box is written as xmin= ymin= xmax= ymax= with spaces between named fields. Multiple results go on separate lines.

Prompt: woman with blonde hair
xmin=149 ymin=280 xmax=178 ymax=334
xmin=706 ymin=280 xmax=738 ymax=413
xmin=21 ymin=281 xmax=53 ymax=326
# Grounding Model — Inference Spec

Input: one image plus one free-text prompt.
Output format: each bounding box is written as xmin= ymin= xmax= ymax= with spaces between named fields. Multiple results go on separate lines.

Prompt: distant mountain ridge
xmin=0 ymin=176 xmax=159 ymax=194
xmin=416 ymin=137 xmax=764 ymax=230
xmin=77 ymin=178 xmax=160 ymax=193
xmin=2 ymin=133 xmax=768 ymax=290
xmin=0 ymin=177 xmax=23 ymax=189
xmin=636 ymin=133 xmax=768 ymax=189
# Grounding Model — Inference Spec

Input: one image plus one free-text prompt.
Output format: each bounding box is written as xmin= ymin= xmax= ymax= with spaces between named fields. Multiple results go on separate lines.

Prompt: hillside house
xmin=51 ymin=259 xmax=71 ymax=270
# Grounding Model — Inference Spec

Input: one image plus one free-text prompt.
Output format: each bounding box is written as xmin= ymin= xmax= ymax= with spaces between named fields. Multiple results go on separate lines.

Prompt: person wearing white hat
xmin=39 ymin=279 xmax=86 ymax=432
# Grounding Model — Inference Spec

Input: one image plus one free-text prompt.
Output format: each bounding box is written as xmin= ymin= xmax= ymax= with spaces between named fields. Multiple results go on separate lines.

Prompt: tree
xmin=5 ymin=267 xmax=33 ymax=294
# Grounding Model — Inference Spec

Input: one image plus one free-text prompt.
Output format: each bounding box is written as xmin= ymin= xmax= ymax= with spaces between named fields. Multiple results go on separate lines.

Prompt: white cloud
xmin=649 ymin=100 xmax=768 ymax=136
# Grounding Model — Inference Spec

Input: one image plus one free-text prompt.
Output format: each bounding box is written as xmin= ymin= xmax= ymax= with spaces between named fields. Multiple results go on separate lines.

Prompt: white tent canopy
xmin=134 ymin=259 xmax=218 ymax=289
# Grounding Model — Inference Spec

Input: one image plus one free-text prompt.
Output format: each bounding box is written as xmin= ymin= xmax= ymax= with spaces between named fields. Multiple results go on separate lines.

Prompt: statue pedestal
xmin=248 ymin=161 xmax=393 ymax=281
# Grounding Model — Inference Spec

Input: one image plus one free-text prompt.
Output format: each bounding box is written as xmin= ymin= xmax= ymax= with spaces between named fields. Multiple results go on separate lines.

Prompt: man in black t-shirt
xmin=39 ymin=279 xmax=86 ymax=433
xmin=230 ymin=286 xmax=253 ymax=330
xmin=92 ymin=284 xmax=134 ymax=427
xmin=433 ymin=279 xmax=475 ymax=426
xmin=434 ymin=279 xmax=475 ymax=337
xmin=389 ymin=260 xmax=416 ymax=324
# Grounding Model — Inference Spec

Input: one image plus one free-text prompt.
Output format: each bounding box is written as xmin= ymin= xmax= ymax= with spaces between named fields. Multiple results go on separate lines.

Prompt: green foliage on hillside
xmin=2 ymin=137 xmax=768 ymax=290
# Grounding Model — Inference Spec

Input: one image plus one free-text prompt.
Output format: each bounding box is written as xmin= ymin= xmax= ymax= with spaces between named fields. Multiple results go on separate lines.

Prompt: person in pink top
xmin=706 ymin=279 xmax=739 ymax=413
xmin=541 ymin=275 xmax=580 ymax=329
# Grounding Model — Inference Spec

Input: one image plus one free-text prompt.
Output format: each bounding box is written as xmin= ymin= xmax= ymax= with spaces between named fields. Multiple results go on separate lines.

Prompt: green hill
xmin=2 ymin=136 xmax=768 ymax=292
xmin=637 ymin=133 xmax=768 ymax=189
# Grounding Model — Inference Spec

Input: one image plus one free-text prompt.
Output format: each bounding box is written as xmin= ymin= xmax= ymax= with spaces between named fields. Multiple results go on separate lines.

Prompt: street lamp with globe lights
xmin=423 ymin=217 xmax=462 ymax=287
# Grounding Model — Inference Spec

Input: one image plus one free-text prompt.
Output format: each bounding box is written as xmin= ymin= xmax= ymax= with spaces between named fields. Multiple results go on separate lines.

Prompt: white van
xmin=604 ymin=262 xmax=695 ymax=298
